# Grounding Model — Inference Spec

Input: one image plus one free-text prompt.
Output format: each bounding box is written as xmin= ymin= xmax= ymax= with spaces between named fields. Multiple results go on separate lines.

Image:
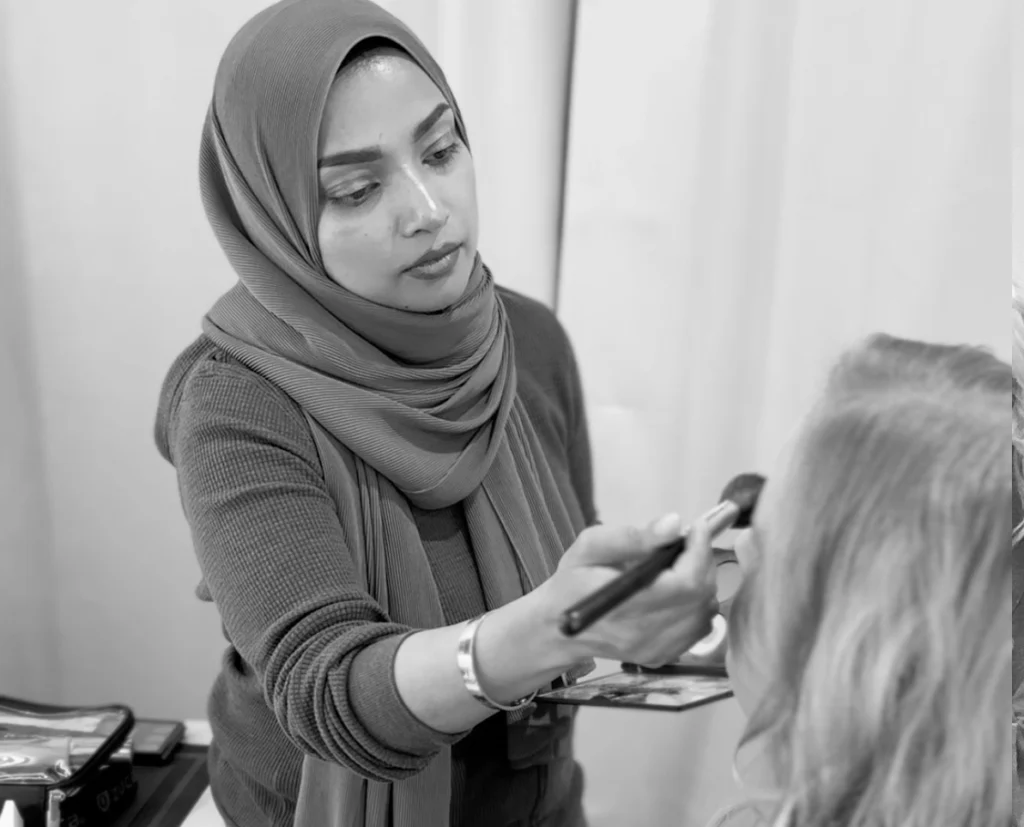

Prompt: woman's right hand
xmin=535 ymin=514 xmax=720 ymax=668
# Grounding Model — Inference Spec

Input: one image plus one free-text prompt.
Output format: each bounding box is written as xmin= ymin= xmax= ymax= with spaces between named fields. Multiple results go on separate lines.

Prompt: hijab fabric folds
xmin=198 ymin=1 xmax=588 ymax=824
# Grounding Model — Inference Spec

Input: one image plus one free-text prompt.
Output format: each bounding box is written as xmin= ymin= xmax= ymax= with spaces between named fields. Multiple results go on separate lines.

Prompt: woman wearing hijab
xmin=154 ymin=2 xmax=719 ymax=825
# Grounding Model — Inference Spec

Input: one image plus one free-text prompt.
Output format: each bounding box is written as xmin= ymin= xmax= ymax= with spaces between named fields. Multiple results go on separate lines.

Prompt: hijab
xmin=198 ymin=1 xmax=590 ymax=824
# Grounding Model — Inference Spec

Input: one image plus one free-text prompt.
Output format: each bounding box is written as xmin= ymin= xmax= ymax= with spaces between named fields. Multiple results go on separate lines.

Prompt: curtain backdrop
xmin=558 ymin=0 xmax=1009 ymax=824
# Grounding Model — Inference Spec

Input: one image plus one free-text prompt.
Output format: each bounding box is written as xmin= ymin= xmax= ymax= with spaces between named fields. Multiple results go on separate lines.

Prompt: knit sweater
xmin=155 ymin=287 xmax=597 ymax=827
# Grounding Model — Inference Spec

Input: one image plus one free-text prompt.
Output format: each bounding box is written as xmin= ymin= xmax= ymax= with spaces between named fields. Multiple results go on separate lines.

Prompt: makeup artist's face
xmin=316 ymin=48 xmax=478 ymax=313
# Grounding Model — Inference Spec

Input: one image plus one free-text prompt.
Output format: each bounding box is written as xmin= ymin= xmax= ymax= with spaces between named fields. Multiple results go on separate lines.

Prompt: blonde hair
xmin=1013 ymin=294 xmax=1024 ymax=544
xmin=725 ymin=334 xmax=1010 ymax=827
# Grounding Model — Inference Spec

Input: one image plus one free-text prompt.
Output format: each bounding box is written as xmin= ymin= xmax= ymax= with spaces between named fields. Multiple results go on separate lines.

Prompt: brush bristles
xmin=719 ymin=473 xmax=766 ymax=528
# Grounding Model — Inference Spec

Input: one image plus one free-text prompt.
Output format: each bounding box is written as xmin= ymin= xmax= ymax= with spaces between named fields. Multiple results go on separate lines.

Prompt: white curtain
xmin=558 ymin=0 xmax=1009 ymax=824
xmin=1015 ymin=0 xmax=1024 ymax=296
xmin=0 ymin=43 xmax=58 ymax=697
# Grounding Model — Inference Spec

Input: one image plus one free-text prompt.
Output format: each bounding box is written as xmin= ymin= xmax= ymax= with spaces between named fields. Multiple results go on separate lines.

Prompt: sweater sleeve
xmin=171 ymin=357 xmax=467 ymax=782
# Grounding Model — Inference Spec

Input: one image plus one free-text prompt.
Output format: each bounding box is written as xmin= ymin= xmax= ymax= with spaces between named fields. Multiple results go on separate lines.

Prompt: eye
xmin=426 ymin=141 xmax=461 ymax=168
xmin=332 ymin=182 xmax=379 ymax=207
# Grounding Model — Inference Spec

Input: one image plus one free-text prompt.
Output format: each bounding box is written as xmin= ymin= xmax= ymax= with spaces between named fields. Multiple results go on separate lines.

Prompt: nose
xmin=396 ymin=167 xmax=448 ymax=237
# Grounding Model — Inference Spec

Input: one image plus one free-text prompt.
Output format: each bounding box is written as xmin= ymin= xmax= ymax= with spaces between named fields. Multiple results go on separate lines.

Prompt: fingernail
xmin=654 ymin=512 xmax=681 ymax=535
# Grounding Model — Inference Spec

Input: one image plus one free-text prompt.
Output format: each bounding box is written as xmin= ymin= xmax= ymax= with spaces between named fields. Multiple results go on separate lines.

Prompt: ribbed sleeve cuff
xmin=348 ymin=631 xmax=472 ymax=756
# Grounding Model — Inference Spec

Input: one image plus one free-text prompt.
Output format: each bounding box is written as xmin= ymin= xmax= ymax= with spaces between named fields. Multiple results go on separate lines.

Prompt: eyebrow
xmin=317 ymin=103 xmax=451 ymax=169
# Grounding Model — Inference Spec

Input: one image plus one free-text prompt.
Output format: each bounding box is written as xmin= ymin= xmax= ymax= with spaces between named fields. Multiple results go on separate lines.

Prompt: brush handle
xmin=558 ymin=537 xmax=686 ymax=636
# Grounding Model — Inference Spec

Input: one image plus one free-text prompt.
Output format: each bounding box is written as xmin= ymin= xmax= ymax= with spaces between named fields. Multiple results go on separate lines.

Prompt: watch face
xmin=0 ymin=702 xmax=130 ymax=785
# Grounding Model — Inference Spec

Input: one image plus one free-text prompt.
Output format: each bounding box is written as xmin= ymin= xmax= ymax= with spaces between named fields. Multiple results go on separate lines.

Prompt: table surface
xmin=0 ymin=720 xmax=219 ymax=827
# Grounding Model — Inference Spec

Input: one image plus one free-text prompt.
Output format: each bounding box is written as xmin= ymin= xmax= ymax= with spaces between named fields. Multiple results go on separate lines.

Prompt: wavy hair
xmin=1013 ymin=294 xmax=1024 ymax=544
xmin=721 ymin=334 xmax=1010 ymax=827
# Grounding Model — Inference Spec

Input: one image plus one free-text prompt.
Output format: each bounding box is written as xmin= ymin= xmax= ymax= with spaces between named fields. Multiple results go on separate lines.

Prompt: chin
xmin=402 ymin=260 xmax=473 ymax=312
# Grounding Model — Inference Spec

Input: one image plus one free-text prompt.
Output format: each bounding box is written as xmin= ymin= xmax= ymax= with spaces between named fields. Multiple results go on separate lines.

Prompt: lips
xmin=406 ymin=241 xmax=462 ymax=271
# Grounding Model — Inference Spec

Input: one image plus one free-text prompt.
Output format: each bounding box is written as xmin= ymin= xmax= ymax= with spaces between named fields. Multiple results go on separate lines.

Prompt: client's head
xmin=725 ymin=334 xmax=1009 ymax=827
